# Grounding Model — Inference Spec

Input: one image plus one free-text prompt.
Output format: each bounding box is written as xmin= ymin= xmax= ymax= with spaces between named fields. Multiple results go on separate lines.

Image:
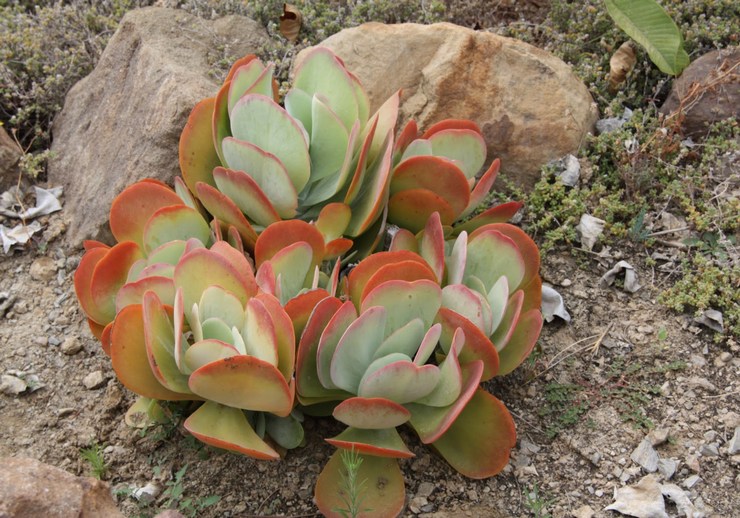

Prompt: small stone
xmin=133 ymin=481 xmax=162 ymax=504
xmin=0 ymin=374 xmax=27 ymax=395
xmin=658 ymin=458 xmax=678 ymax=480
xmin=30 ymin=256 xmax=57 ymax=281
xmin=61 ymin=337 xmax=83 ymax=355
xmin=415 ymin=482 xmax=435 ymax=498
xmin=571 ymin=504 xmax=595 ymax=518
xmin=409 ymin=496 xmax=427 ymax=514
xmin=561 ymin=278 xmax=572 ymax=287
xmin=647 ymin=428 xmax=670 ymax=446
xmin=83 ymin=371 xmax=106 ymax=390
xmin=48 ymin=336 xmax=61 ymax=346
xmin=34 ymin=336 xmax=48 ymax=347
xmin=719 ymin=351 xmax=732 ymax=362
xmin=631 ymin=438 xmax=659 ymax=472
xmin=699 ymin=444 xmax=719 ymax=457
xmin=729 ymin=427 xmax=740 ymax=455
xmin=685 ymin=455 xmax=701 ymax=472
xmin=684 ymin=474 xmax=701 ymax=489
xmin=57 ymin=408 xmax=76 ymax=418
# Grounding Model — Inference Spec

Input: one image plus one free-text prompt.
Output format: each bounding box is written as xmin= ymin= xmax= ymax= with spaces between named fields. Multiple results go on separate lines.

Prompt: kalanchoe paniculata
xmin=74 ymin=46 xmax=544 ymax=518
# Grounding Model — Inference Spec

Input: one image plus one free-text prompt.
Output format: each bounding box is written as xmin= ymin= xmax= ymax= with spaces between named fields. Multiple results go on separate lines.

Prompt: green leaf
xmin=604 ymin=0 xmax=690 ymax=76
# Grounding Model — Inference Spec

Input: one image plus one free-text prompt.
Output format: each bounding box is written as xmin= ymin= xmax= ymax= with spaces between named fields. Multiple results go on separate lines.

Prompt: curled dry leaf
xmin=279 ymin=3 xmax=302 ymax=43
xmin=609 ymin=41 xmax=637 ymax=92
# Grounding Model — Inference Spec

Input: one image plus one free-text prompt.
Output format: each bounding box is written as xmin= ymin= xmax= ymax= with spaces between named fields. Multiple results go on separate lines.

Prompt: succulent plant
xmin=296 ymin=212 xmax=542 ymax=516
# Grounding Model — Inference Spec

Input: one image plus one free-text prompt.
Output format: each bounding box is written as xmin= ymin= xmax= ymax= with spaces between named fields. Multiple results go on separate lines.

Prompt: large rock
xmin=298 ymin=22 xmax=598 ymax=189
xmin=48 ymin=7 xmax=269 ymax=246
xmin=0 ymin=457 xmax=123 ymax=517
xmin=660 ymin=47 xmax=739 ymax=139
xmin=0 ymin=125 xmax=23 ymax=191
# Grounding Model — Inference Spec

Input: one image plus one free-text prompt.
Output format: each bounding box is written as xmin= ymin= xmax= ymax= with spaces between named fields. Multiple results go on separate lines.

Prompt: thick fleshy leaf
xmin=420 ymin=211 xmax=445 ymax=282
xmin=143 ymin=205 xmax=210 ymax=254
xmin=326 ymin=427 xmax=413 ymax=458
xmin=413 ymin=323 xmax=442 ymax=366
xmin=358 ymin=357 xmax=439 ymax=403
xmin=254 ymin=219 xmax=325 ymax=269
xmin=407 ymin=361 xmax=484 ymax=443
xmin=399 ymin=139 xmax=433 ymax=163
xmin=147 ymin=240 xmax=187 ymax=266
xmin=285 ymin=288 xmax=330 ymax=339
xmin=284 ymin=88 xmax=312 ymax=136
xmin=330 ymin=307 xmax=386 ymax=393
xmin=316 ymin=301 xmax=358 ymax=391
xmin=315 ymin=203 xmax=351 ymax=242
xmin=388 ymin=189 xmax=456 ymax=233
xmin=315 ymin=450 xmax=405 ymax=518
xmin=184 ymin=401 xmax=279 ymax=460
xmin=227 ymin=60 xmax=271 ymax=112
xmin=374 ymin=318 xmax=427 ymax=361
xmin=345 ymin=130 xmax=394 ymax=237
xmin=391 ymin=156 xmax=470 ymax=215
xmin=293 ymin=47 xmax=359 ymax=131
xmin=100 ymin=322 xmax=113 ymax=356
xmin=421 ymin=119 xmax=482 ymax=139
xmin=213 ymin=166 xmax=281 ymax=227
xmin=179 ymin=97 xmax=220 ymax=195
xmin=349 ymin=70 xmax=370 ymax=129
xmin=209 ymin=240 xmax=257 ymax=292
xmin=466 ymin=229 xmax=525 ymax=294
xmin=496 ymin=308 xmax=543 ymax=375
xmin=310 ymin=95 xmax=350 ymax=180
xmin=174 ymin=247 xmax=254 ymax=312
xmin=436 ymin=307 xmax=499 ymax=381
xmin=124 ymin=397 xmax=169 ymax=428
xmin=110 ymin=182 xmax=183 ymax=248
xmin=431 ymin=390 xmax=516 ymax=478
xmin=427 ymin=129 xmax=486 ymax=179
xmin=255 ymin=292 xmax=296 ymax=381
xmin=347 ymin=250 xmax=430 ymax=306
xmin=111 ymin=305 xmax=191 ymax=400
xmin=388 ymin=228 xmax=418 ymax=253
xmin=188 ymin=355 xmax=293 ymax=416
xmin=447 ymin=232 xmax=468 ymax=285
xmin=201 ymin=317 xmax=233 ymax=344
xmin=220 ymin=139 xmax=298 ymax=218
xmin=267 ymin=242 xmax=314 ymax=305
xmin=459 ymin=159 xmax=500 ymax=220
xmin=195 ymin=182 xmax=257 ymax=250
xmin=242 ymin=297 xmax=279 ymax=367
xmin=486 ymin=276 xmax=510 ymax=335
xmin=142 ymin=292 xmax=191 ymax=393
xmin=392 ymin=119 xmax=418 ymax=162
xmin=441 ymin=284 xmax=493 ymax=335
xmin=361 ymin=279 xmax=441 ymax=336
xmin=198 ymin=285 xmax=245 ymax=330
xmin=116 ymin=276 xmax=175 ymax=312
xmin=416 ymin=328 xmax=464 ymax=407
xmin=362 ymin=91 xmax=400 ymax=165
xmin=90 ymin=242 xmax=144 ymax=324
xmin=454 ymin=201 xmax=523 ymax=233
xmin=296 ymin=296 xmax=348 ymax=401
xmin=184 ymin=339 xmax=239 ymax=372
xmin=74 ymin=247 xmax=110 ymax=324
xmin=490 ymin=290 xmax=524 ymax=353
xmin=333 ymin=397 xmax=411 ymax=429
xmin=361 ymin=260 xmax=438 ymax=303
xmin=230 ymin=94 xmax=310 ymax=192
xmin=265 ymin=412 xmax=304 ymax=450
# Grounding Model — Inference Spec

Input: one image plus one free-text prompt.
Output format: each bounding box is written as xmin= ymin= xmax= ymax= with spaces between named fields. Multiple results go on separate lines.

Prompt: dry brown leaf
xmin=279 ymin=3 xmax=302 ymax=43
xmin=609 ymin=41 xmax=637 ymax=92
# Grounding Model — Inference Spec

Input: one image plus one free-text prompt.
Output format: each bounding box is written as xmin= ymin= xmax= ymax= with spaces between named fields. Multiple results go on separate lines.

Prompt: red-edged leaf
xmin=315 ymin=450 xmax=405 ymax=518
xmin=436 ymin=308 xmax=499 ymax=381
xmin=388 ymin=189 xmax=455 ymax=233
xmin=392 ymin=119 xmax=418 ymax=160
xmin=254 ymin=219 xmax=325 ymax=268
xmin=179 ymin=97 xmax=220 ymax=195
xmin=346 ymin=250 xmax=429 ymax=307
xmin=497 ymin=308 xmax=542 ymax=376
xmin=109 ymin=182 xmax=183 ymax=248
xmin=111 ymin=305 xmax=191 ymax=400
xmin=184 ymin=401 xmax=279 ymax=460
xmin=420 ymin=211 xmax=445 ymax=282
xmin=195 ymin=182 xmax=257 ymax=250
xmin=391 ymin=155 xmax=471 ymax=215
xmin=455 ymin=200 xmax=523 ymax=234
xmin=285 ymin=288 xmax=330 ymax=339
xmin=75 ymin=247 xmax=110 ymax=324
xmin=421 ymin=119 xmax=482 ymax=139
xmin=90 ymin=242 xmax=144 ymax=324
xmin=360 ymin=260 xmax=437 ymax=302
xmin=333 ymin=397 xmax=411 ymax=429
xmin=326 ymin=427 xmax=414 ymax=458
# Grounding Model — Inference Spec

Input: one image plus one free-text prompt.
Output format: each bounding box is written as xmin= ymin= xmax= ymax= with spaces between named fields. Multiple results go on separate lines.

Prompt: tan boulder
xmin=298 ymin=22 xmax=598 ymax=189
xmin=48 ymin=7 xmax=269 ymax=246
xmin=0 ymin=456 xmax=123 ymax=517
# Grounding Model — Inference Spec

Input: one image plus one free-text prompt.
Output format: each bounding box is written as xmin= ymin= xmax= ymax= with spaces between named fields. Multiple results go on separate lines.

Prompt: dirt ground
xmin=0 ymin=207 xmax=737 ymax=517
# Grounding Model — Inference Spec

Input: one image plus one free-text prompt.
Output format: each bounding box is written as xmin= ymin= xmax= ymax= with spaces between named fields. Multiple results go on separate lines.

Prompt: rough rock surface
xmin=0 ymin=126 xmax=23 ymax=191
xmin=48 ymin=7 xmax=269 ymax=246
xmin=660 ymin=47 xmax=739 ymax=139
xmin=0 ymin=456 xmax=123 ymax=517
xmin=298 ymin=22 xmax=598 ymax=189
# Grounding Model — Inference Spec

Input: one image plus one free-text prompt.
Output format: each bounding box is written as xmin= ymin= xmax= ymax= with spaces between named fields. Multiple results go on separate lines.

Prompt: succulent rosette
xmin=295 ymin=212 xmax=542 ymax=516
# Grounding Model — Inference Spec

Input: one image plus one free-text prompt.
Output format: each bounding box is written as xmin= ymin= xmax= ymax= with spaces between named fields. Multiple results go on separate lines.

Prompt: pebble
xmin=572 ymin=504 xmax=595 ymax=518
xmin=684 ymin=474 xmax=701 ymax=488
xmin=0 ymin=374 xmax=27 ymax=395
xmin=133 ymin=481 xmax=162 ymax=504
xmin=34 ymin=336 xmax=48 ymax=347
xmin=658 ymin=458 xmax=677 ymax=480
xmin=83 ymin=371 xmax=106 ymax=390
xmin=61 ymin=337 xmax=82 ymax=355
xmin=630 ymin=438 xmax=659 ymax=472
xmin=416 ymin=482 xmax=435 ymax=498
xmin=699 ymin=444 xmax=719 ymax=457
xmin=647 ymin=428 xmax=669 ymax=446
xmin=29 ymin=256 xmax=57 ymax=281
xmin=57 ymin=408 xmax=76 ymax=417
xmin=48 ymin=336 xmax=61 ymax=346
xmin=729 ymin=428 xmax=740 ymax=455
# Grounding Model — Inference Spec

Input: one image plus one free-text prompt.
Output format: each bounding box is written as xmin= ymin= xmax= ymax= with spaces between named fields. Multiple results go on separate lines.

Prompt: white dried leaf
xmin=541 ymin=284 xmax=571 ymax=323
xmin=694 ymin=309 xmax=723 ymax=333
xmin=0 ymin=220 xmax=42 ymax=253
xmin=660 ymin=484 xmax=703 ymax=518
xmin=575 ymin=214 xmax=605 ymax=251
xmin=605 ymin=475 xmax=668 ymax=518
xmin=600 ymin=260 xmax=641 ymax=293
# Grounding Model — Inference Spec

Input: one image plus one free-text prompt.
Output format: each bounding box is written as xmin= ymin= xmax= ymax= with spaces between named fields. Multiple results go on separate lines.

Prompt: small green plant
xmin=333 ymin=447 xmax=371 ymax=518
xmin=523 ymin=481 xmax=554 ymax=518
xmin=79 ymin=443 xmax=109 ymax=479
xmin=538 ymin=383 xmax=591 ymax=439
xmin=161 ymin=464 xmax=220 ymax=518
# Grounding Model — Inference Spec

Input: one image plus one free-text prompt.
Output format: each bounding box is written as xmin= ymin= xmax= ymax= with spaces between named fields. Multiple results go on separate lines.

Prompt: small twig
xmin=654 ymin=238 xmax=688 ymax=250
xmin=509 ymin=410 xmax=546 ymax=435
xmin=527 ymin=330 xmax=608 ymax=383
xmin=647 ymin=226 xmax=690 ymax=237
xmin=589 ymin=323 xmax=613 ymax=356
xmin=704 ymin=389 xmax=740 ymax=400
xmin=254 ymin=488 xmax=280 ymax=516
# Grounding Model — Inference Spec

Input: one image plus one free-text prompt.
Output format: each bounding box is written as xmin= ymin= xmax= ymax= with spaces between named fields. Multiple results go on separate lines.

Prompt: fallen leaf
xmin=605 ymin=475 xmax=667 ymax=518
xmin=694 ymin=309 xmax=723 ymax=333
xmin=576 ymin=214 xmax=605 ymax=251
xmin=609 ymin=41 xmax=637 ymax=92
xmin=600 ymin=260 xmax=641 ymax=293
xmin=660 ymin=484 xmax=704 ymax=518
xmin=541 ymin=284 xmax=571 ymax=323
xmin=279 ymin=3 xmax=302 ymax=43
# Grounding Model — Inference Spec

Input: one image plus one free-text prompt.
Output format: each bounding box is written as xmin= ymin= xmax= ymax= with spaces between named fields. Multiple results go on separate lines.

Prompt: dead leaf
xmin=575 ymin=214 xmax=605 ymax=251
xmin=541 ymin=284 xmax=571 ymax=323
xmin=279 ymin=3 xmax=302 ymax=43
xmin=605 ymin=475 xmax=667 ymax=518
xmin=599 ymin=260 xmax=641 ymax=293
xmin=609 ymin=41 xmax=637 ymax=92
